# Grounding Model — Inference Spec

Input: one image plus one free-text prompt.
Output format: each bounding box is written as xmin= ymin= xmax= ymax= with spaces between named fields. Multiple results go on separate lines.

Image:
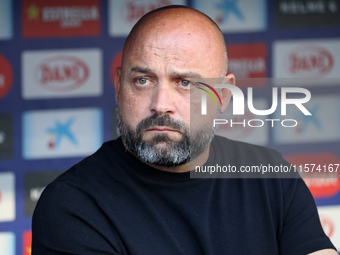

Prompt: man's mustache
xmin=136 ymin=114 xmax=187 ymax=134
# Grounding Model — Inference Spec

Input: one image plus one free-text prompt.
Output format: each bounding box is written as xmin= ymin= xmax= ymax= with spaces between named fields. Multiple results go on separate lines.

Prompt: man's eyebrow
xmin=169 ymin=70 xmax=203 ymax=78
xmin=130 ymin=67 xmax=154 ymax=74
xmin=129 ymin=67 xmax=203 ymax=79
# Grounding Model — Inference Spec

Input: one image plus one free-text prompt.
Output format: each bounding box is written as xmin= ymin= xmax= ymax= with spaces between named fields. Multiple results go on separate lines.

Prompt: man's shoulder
xmin=49 ymin=139 xmax=125 ymax=190
xmin=35 ymin=139 xmax=129 ymax=215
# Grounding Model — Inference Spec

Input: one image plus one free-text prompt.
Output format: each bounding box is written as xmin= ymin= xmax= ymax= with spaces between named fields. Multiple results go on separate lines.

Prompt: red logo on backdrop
xmin=22 ymin=0 xmax=100 ymax=38
xmin=35 ymin=56 xmax=89 ymax=92
xmin=123 ymin=0 xmax=171 ymax=22
xmin=319 ymin=214 xmax=335 ymax=239
xmin=227 ymin=43 xmax=267 ymax=84
xmin=285 ymin=45 xmax=334 ymax=78
xmin=110 ymin=50 xmax=123 ymax=85
xmin=0 ymin=55 xmax=13 ymax=99
xmin=285 ymin=153 xmax=340 ymax=198
xmin=23 ymin=231 xmax=32 ymax=255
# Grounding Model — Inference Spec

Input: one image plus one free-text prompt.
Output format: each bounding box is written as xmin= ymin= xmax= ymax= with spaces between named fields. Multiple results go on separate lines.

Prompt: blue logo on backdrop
xmin=23 ymin=108 xmax=103 ymax=159
xmin=215 ymin=0 xmax=245 ymax=23
xmin=296 ymin=106 xmax=322 ymax=134
xmin=46 ymin=118 xmax=77 ymax=149
xmin=193 ymin=0 xmax=266 ymax=33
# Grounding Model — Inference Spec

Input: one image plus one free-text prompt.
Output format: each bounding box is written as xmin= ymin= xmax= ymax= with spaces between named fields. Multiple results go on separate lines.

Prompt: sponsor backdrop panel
xmin=108 ymin=0 xmax=186 ymax=36
xmin=22 ymin=49 xmax=103 ymax=99
xmin=193 ymin=0 xmax=267 ymax=32
xmin=0 ymin=115 xmax=13 ymax=159
xmin=273 ymin=38 xmax=340 ymax=83
xmin=0 ymin=232 xmax=15 ymax=255
xmin=228 ymin=43 xmax=267 ymax=80
xmin=0 ymin=0 xmax=339 ymax=254
xmin=22 ymin=0 xmax=101 ymax=38
xmin=318 ymin=206 xmax=340 ymax=251
xmin=273 ymin=95 xmax=340 ymax=144
xmin=0 ymin=55 xmax=13 ymax=100
xmin=22 ymin=108 xmax=103 ymax=159
xmin=0 ymin=172 xmax=15 ymax=222
xmin=0 ymin=0 xmax=13 ymax=40
xmin=276 ymin=0 xmax=340 ymax=28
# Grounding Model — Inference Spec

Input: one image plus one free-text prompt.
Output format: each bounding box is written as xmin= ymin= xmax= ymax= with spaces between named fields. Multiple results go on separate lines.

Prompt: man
xmin=32 ymin=6 xmax=337 ymax=255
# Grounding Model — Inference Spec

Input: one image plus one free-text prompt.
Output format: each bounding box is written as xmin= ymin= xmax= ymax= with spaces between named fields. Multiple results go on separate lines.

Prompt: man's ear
xmin=220 ymin=73 xmax=235 ymax=114
xmin=114 ymin=67 xmax=122 ymax=102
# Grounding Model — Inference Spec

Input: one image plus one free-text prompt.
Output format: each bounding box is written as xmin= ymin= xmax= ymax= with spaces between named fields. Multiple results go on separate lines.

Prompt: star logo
xmin=27 ymin=4 xmax=40 ymax=20
xmin=295 ymin=105 xmax=322 ymax=133
xmin=46 ymin=118 xmax=77 ymax=149
xmin=215 ymin=0 xmax=245 ymax=24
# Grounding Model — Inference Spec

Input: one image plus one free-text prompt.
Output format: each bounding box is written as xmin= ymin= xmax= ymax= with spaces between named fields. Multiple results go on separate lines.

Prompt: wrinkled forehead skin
xmin=121 ymin=7 xmax=228 ymax=78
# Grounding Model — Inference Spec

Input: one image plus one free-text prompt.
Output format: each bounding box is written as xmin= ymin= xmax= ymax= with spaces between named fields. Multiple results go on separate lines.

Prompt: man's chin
xmin=135 ymin=139 xmax=191 ymax=167
xmin=143 ymin=140 xmax=179 ymax=153
xmin=151 ymin=141 xmax=170 ymax=148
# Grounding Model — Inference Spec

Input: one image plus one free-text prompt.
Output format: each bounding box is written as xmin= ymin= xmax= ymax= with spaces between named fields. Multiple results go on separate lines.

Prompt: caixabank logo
xmin=193 ymin=0 xmax=267 ymax=33
xmin=22 ymin=0 xmax=100 ymax=38
xmin=22 ymin=49 xmax=102 ymax=99
xmin=22 ymin=108 xmax=103 ymax=159
xmin=274 ymin=95 xmax=340 ymax=144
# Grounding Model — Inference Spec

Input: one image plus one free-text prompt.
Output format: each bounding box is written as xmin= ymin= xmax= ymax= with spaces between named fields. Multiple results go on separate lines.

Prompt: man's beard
xmin=117 ymin=108 xmax=215 ymax=168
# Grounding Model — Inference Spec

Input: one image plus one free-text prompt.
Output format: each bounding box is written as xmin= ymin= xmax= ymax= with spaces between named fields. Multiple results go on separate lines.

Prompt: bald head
xmin=114 ymin=6 xmax=233 ymax=170
xmin=122 ymin=6 xmax=228 ymax=76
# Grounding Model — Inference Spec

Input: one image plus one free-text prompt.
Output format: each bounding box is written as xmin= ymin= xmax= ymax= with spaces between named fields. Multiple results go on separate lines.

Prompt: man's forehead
xmin=123 ymin=40 xmax=225 ymax=78
xmin=130 ymin=27 xmax=205 ymax=48
xmin=128 ymin=42 xmax=196 ymax=61
xmin=122 ymin=7 xmax=228 ymax=77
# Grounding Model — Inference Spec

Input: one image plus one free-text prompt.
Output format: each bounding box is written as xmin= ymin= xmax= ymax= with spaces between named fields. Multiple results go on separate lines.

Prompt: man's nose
xmin=149 ymin=85 xmax=176 ymax=115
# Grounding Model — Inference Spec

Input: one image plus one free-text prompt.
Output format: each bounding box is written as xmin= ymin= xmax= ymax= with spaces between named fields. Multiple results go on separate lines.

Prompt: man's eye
xmin=180 ymin=80 xmax=191 ymax=87
xmin=136 ymin=78 xmax=148 ymax=85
